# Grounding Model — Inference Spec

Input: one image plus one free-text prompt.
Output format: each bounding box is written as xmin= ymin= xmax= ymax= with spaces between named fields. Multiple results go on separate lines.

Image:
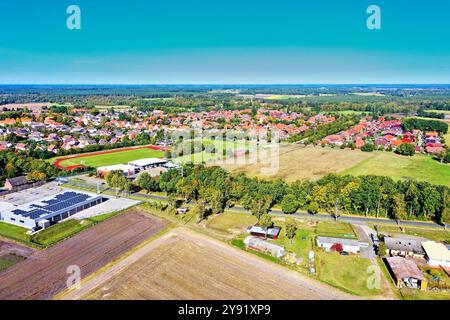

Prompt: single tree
xmin=285 ymin=218 xmax=298 ymax=244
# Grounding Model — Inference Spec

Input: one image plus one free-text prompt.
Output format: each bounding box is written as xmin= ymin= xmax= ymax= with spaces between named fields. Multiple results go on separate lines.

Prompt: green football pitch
xmin=53 ymin=147 xmax=165 ymax=168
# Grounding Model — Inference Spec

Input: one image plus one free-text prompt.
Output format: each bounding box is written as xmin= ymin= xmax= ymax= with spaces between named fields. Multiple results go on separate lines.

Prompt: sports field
xmin=52 ymin=146 xmax=164 ymax=169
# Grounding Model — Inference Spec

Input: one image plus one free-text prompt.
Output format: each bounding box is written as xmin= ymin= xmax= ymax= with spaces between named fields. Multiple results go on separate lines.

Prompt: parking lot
xmin=0 ymin=182 xmax=61 ymax=205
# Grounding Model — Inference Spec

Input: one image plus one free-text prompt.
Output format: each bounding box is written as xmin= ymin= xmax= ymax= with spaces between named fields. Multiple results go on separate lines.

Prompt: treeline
xmin=136 ymin=164 xmax=450 ymax=225
xmin=288 ymin=114 xmax=360 ymax=144
xmin=402 ymin=118 xmax=448 ymax=133
xmin=0 ymin=150 xmax=63 ymax=185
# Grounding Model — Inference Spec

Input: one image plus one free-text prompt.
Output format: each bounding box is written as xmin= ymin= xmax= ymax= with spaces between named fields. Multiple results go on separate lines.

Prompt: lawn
xmin=53 ymin=147 xmax=164 ymax=168
xmin=373 ymin=224 xmax=450 ymax=243
xmin=343 ymin=151 xmax=450 ymax=187
xmin=315 ymin=221 xmax=357 ymax=239
xmin=316 ymin=251 xmax=380 ymax=296
xmin=206 ymin=213 xmax=256 ymax=236
xmin=30 ymin=219 xmax=94 ymax=247
xmin=0 ymin=222 xmax=30 ymax=244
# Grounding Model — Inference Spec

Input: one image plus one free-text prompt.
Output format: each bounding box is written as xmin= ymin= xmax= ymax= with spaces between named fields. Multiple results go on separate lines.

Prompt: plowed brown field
xmin=63 ymin=228 xmax=354 ymax=300
xmin=0 ymin=210 xmax=167 ymax=300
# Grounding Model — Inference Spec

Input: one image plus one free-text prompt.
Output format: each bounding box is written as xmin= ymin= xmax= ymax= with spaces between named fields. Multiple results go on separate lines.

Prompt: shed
xmin=385 ymin=256 xmax=427 ymax=290
xmin=244 ymin=236 xmax=285 ymax=258
xmin=247 ymin=225 xmax=281 ymax=240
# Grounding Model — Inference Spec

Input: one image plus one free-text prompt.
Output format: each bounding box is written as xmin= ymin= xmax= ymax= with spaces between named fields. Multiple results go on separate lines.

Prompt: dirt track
xmin=0 ymin=211 xmax=167 ymax=300
xmin=63 ymin=228 xmax=355 ymax=300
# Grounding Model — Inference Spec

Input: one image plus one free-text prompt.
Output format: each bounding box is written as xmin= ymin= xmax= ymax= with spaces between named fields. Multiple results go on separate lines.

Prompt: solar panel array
xmin=11 ymin=191 xmax=94 ymax=220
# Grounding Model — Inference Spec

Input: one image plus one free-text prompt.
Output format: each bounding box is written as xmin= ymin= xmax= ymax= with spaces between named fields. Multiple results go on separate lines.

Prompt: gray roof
xmin=316 ymin=236 xmax=360 ymax=247
xmin=5 ymin=176 xmax=27 ymax=187
xmin=384 ymin=237 xmax=425 ymax=255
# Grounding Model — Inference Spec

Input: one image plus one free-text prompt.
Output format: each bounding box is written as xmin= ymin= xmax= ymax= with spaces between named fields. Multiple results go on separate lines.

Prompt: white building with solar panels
xmin=0 ymin=190 xmax=104 ymax=230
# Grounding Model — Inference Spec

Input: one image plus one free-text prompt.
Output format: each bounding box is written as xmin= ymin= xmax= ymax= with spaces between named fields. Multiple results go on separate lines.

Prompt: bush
xmin=361 ymin=143 xmax=375 ymax=152
xmin=395 ymin=143 xmax=415 ymax=156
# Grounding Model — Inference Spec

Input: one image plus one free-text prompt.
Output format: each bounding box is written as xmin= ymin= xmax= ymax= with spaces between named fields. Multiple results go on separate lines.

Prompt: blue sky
xmin=0 ymin=0 xmax=449 ymax=84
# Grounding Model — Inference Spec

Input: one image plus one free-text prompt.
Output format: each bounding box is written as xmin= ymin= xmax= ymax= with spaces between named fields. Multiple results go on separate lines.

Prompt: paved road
xmin=139 ymin=193 xmax=449 ymax=230
xmin=67 ymin=182 xmax=449 ymax=230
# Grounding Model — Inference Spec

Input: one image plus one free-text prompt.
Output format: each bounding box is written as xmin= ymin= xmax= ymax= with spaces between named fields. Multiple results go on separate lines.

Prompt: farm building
xmin=128 ymin=158 xmax=168 ymax=170
xmin=0 ymin=191 xmax=104 ymax=230
xmin=97 ymin=164 xmax=136 ymax=177
xmin=244 ymin=236 xmax=285 ymax=258
xmin=4 ymin=176 xmax=28 ymax=190
xmin=421 ymin=241 xmax=450 ymax=268
xmin=384 ymin=237 xmax=425 ymax=257
xmin=385 ymin=256 xmax=427 ymax=290
xmin=316 ymin=236 xmax=361 ymax=254
xmin=247 ymin=225 xmax=281 ymax=239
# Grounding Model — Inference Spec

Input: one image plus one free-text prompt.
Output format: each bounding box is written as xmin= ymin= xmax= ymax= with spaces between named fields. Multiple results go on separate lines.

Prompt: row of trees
xmin=288 ymin=114 xmax=360 ymax=144
xmin=131 ymin=164 xmax=450 ymax=225
xmin=402 ymin=118 xmax=448 ymax=133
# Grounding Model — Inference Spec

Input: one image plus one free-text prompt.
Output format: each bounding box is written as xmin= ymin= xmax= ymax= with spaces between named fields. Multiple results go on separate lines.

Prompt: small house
xmin=4 ymin=176 xmax=28 ymax=190
xmin=316 ymin=236 xmax=361 ymax=254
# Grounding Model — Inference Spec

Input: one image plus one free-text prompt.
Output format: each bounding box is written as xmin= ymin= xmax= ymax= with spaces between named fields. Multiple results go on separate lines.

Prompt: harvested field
xmin=63 ymin=228 xmax=354 ymax=300
xmin=0 ymin=103 xmax=51 ymax=111
xmin=0 ymin=210 xmax=167 ymax=300
xmin=221 ymin=144 xmax=372 ymax=182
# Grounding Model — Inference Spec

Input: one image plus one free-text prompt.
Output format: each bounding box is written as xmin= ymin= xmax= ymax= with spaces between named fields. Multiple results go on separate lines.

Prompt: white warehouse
xmin=0 ymin=190 xmax=104 ymax=230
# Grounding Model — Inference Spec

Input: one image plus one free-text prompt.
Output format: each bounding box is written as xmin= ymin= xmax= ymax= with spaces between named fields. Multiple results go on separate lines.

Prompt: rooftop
xmin=316 ymin=236 xmax=360 ymax=247
xmin=384 ymin=237 xmax=425 ymax=255
xmin=422 ymin=241 xmax=450 ymax=262
xmin=386 ymin=256 xmax=426 ymax=281
xmin=2 ymin=191 xmax=101 ymax=221
xmin=128 ymin=158 xmax=167 ymax=167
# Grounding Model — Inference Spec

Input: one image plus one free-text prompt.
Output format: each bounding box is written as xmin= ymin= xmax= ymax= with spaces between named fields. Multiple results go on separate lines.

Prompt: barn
xmin=385 ymin=256 xmax=427 ymax=290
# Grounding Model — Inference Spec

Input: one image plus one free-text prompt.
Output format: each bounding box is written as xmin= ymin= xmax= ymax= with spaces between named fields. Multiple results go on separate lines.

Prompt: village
xmin=321 ymin=116 xmax=445 ymax=154
xmin=0 ymin=106 xmax=335 ymax=155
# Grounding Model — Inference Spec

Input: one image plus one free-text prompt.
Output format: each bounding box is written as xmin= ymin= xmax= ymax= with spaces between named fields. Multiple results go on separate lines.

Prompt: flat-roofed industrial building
xmin=128 ymin=158 xmax=168 ymax=170
xmin=422 ymin=241 xmax=450 ymax=268
xmin=0 ymin=190 xmax=104 ymax=230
